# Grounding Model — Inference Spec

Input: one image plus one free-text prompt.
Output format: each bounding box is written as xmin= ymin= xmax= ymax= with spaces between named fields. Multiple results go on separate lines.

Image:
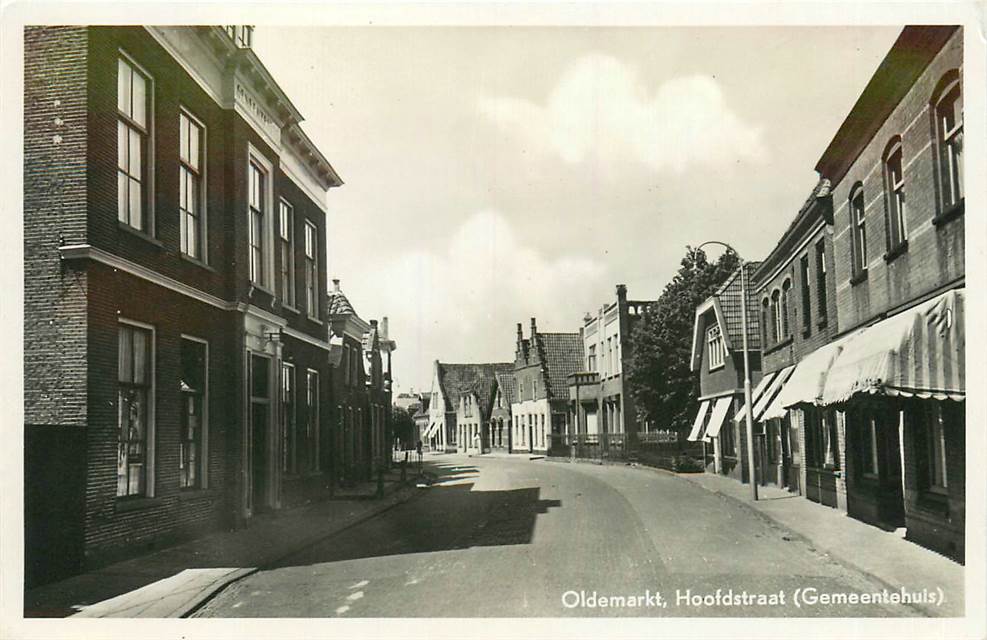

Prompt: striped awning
xmin=703 ymin=396 xmax=734 ymax=439
xmin=761 ymin=332 xmax=858 ymax=420
xmin=750 ymin=365 xmax=795 ymax=421
xmin=822 ymin=289 xmax=965 ymax=404
xmin=733 ymin=370 xmax=779 ymax=423
xmin=687 ymin=400 xmax=711 ymax=442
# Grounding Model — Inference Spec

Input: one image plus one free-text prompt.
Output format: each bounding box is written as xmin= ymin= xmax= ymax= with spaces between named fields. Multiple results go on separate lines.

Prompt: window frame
xmin=706 ymin=323 xmax=725 ymax=371
xmin=179 ymin=335 xmax=209 ymax=490
xmin=780 ymin=279 xmax=791 ymax=339
xmin=882 ymin=136 xmax=908 ymax=256
xmin=280 ymin=361 xmax=297 ymax=475
xmin=932 ymin=72 xmax=963 ymax=216
xmin=304 ymin=219 xmax=319 ymax=320
xmin=815 ymin=240 xmax=828 ymax=326
xmin=117 ymin=319 xmax=157 ymax=499
xmin=247 ymin=145 xmax=275 ymax=290
xmin=770 ymin=289 xmax=782 ymax=344
xmin=278 ymin=199 xmax=296 ymax=309
xmin=849 ymin=184 xmax=868 ymax=279
xmin=178 ymin=109 xmax=207 ymax=262
xmin=117 ymin=51 xmax=155 ymax=235
xmin=799 ymin=255 xmax=811 ymax=334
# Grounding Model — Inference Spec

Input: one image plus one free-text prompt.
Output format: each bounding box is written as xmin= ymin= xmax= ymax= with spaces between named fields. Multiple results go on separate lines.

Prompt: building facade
xmin=512 ymin=319 xmax=584 ymax=455
xmin=24 ymin=26 xmax=341 ymax=586
xmin=688 ymin=264 xmax=762 ymax=482
xmin=490 ymin=372 xmax=516 ymax=452
xmin=567 ymin=285 xmax=655 ymax=447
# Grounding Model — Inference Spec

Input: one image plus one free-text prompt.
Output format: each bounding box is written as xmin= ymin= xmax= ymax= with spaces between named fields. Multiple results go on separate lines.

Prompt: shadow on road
xmin=270 ymin=482 xmax=562 ymax=570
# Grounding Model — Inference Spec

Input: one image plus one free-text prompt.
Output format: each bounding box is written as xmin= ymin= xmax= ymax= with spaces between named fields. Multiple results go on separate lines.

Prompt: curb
xmin=673 ymin=473 xmax=944 ymax=617
xmin=173 ymin=482 xmax=425 ymax=618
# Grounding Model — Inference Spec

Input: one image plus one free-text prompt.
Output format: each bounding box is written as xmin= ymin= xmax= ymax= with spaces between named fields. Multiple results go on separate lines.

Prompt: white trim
xmin=59 ymin=244 xmax=229 ymax=310
xmin=118 ymin=317 xmax=157 ymax=498
xmin=179 ymin=333 xmax=210 ymax=490
xmin=143 ymin=27 xmax=226 ymax=108
xmin=283 ymin=326 xmax=331 ymax=352
xmin=281 ymin=151 xmax=330 ymax=214
xmin=306 ymin=367 xmax=321 ymax=472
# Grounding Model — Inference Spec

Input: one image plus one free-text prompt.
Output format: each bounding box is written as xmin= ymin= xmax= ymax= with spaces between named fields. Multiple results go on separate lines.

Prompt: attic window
xmin=706 ymin=324 xmax=725 ymax=370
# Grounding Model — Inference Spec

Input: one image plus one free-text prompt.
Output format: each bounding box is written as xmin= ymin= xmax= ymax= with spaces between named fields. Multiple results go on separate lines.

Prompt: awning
xmin=732 ymin=370 xmax=779 ymax=423
xmin=822 ymin=288 xmax=965 ymax=404
xmin=749 ymin=365 xmax=795 ymax=421
xmin=703 ymin=396 xmax=734 ymax=439
xmin=687 ymin=400 xmax=711 ymax=442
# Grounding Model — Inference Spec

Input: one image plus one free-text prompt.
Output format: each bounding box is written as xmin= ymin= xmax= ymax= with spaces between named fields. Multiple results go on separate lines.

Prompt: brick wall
xmin=830 ymin=29 xmax=964 ymax=331
xmin=83 ymin=263 xmax=237 ymax=564
xmin=24 ymin=26 xmax=90 ymax=427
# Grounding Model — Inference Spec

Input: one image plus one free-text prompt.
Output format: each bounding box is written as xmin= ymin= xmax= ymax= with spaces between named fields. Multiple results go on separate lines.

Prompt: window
xmin=849 ymin=185 xmax=868 ymax=276
xmin=248 ymin=354 xmax=270 ymax=511
xmin=721 ymin=406 xmax=736 ymax=456
xmin=179 ymin=338 xmax=207 ymax=490
xmin=280 ymin=363 xmax=296 ymax=475
xmin=179 ymin=112 xmax=205 ymax=259
xmin=800 ymin=256 xmax=811 ymax=332
xmin=351 ymin=346 xmax=361 ymax=385
xmin=706 ymin=323 xmax=724 ymax=369
xmin=248 ymin=161 xmax=266 ymax=285
xmin=117 ymin=323 xmax=153 ymax=497
xmin=933 ymin=73 xmax=963 ymax=212
xmin=805 ymin=407 xmax=839 ymax=470
xmin=856 ymin=412 xmax=879 ymax=478
xmin=815 ymin=241 xmax=828 ymax=324
xmin=117 ymin=56 xmax=150 ymax=232
xmin=225 ymin=25 xmax=253 ymax=48
xmin=305 ymin=370 xmax=320 ymax=473
xmin=304 ymin=221 xmax=319 ymax=319
xmin=771 ymin=290 xmax=781 ymax=343
xmin=279 ymin=201 xmax=295 ymax=307
xmin=781 ymin=280 xmax=791 ymax=339
xmin=341 ymin=345 xmax=350 ymax=385
xmin=913 ymin=402 xmax=960 ymax=494
xmin=882 ymin=138 xmax=907 ymax=251
xmin=587 ymin=344 xmax=596 ymax=372
xmin=761 ymin=299 xmax=769 ymax=346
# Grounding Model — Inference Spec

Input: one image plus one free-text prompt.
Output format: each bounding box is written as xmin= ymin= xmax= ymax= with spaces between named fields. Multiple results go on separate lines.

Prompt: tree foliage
xmin=391 ymin=404 xmax=417 ymax=447
xmin=625 ymin=246 xmax=742 ymax=434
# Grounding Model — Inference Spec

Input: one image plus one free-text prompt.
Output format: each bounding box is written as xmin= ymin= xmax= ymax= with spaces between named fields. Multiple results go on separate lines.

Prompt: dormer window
xmin=706 ymin=323 xmax=725 ymax=370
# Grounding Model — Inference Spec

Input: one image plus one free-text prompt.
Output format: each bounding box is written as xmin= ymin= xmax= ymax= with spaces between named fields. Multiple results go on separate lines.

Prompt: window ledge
xmin=817 ymin=317 xmax=829 ymax=330
xmin=115 ymin=496 xmax=163 ymax=512
xmin=764 ymin=336 xmax=793 ymax=356
xmin=708 ymin=363 xmax=725 ymax=373
xmin=179 ymin=253 xmax=216 ymax=273
xmin=118 ymin=222 xmax=163 ymax=248
xmin=932 ymin=198 xmax=964 ymax=226
xmin=802 ymin=326 xmax=812 ymax=339
xmin=849 ymin=269 xmax=869 ymax=287
xmin=282 ymin=303 xmax=300 ymax=315
xmin=883 ymin=240 xmax=909 ymax=263
xmin=307 ymin=315 xmax=324 ymax=325
xmin=248 ymin=283 xmax=275 ymax=297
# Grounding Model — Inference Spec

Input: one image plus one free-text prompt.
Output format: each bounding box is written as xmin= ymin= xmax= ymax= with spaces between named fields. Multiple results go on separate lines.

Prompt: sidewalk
xmin=25 ymin=467 xmax=434 ymax=619
xmin=470 ymin=450 xmax=544 ymax=460
xmin=678 ymin=471 xmax=965 ymax=617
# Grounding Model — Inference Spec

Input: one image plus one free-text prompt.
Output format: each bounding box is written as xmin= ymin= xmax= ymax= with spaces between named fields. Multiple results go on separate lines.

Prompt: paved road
xmin=194 ymin=456 xmax=918 ymax=618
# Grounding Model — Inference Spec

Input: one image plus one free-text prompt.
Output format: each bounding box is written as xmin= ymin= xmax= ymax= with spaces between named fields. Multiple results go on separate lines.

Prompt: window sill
xmin=817 ymin=317 xmax=828 ymax=330
xmin=883 ymin=240 xmax=908 ymax=263
xmin=764 ymin=336 xmax=793 ymax=356
xmin=307 ymin=315 xmax=324 ymax=325
xmin=708 ymin=363 xmax=725 ymax=373
xmin=248 ymin=282 xmax=275 ymax=297
xmin=932 ymin=198 xmax=964 ymax=226
xmin=115 ymin=496 xmax=163 ymax=512
xmin=849 ymin=269 xmax=868 ymax=287
xmin=282 ymin=303 xmax=300 ymax=315
xmin=118 ymin=222 xmax=163 ymax=248
xmin=179 ymin=253 xmax=216 ymax=273
xmin=802 ymin=326 xmax=812 ymax=339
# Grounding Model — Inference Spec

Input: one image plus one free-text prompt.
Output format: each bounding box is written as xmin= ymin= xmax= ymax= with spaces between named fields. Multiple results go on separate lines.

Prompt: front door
xmin=249 ymin=354 xmax=271 ymax=514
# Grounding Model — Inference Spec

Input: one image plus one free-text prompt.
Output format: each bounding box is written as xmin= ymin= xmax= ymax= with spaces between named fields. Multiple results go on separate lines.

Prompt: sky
xmin=253 ymin=26 xmax=902 ymax=395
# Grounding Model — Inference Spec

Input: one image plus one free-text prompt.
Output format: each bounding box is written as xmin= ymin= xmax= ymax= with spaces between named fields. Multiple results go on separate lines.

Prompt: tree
xmin=391 ymin=404 xmax=416 ymax=449
xmin=625 ymin=246 xmax=741 ymax=436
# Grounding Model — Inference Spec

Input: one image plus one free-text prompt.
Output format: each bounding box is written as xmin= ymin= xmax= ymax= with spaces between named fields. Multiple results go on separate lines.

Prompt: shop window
xmin=280 ymin=362 xmax=296 ymax=475
xmin=179 ymin=337 xmax=207 ymax=489
xmin=805 ymin=407 xmax=839 ymax=470
xmin=306 ymin=370 xmax=320 ymax=473
xmin=913 ymin=402 xmax=962 ymax=495
xmin=118 ymin=322 xmax=153 ymax=497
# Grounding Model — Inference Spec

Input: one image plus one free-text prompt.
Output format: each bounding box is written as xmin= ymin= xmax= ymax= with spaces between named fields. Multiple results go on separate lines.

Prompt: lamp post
xmin=695 ymin=241 xmax=758 ymax=501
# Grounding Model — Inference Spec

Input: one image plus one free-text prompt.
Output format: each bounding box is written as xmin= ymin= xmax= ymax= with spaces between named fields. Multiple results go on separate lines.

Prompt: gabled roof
xmin=436 ymin=362 xmax=514 ymax=417
xmin=691 ymin=263 xmax=762 ymax=371
xmin=495 ymin=372 xmax=516 ymax=407
xmin=328 ymin=288 xmax=356 ymax=316
xmin=535 ymin=333 xmax=584 ymax=399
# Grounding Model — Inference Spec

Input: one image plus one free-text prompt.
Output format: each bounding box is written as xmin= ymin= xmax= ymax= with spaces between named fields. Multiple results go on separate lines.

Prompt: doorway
xmin=249 ymin=353 xmax=271 ymax=514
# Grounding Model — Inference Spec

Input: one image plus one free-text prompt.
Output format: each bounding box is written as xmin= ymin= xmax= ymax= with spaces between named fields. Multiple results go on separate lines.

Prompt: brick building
xmin=756 ymin=26 xmax=965 ymax=561
xmin=511 ymin=319 xmax=584 ymax=455
xmin=749 ymin=179 xmax=841 ymax=502
xmin=490 ymin=372 xmax=516 ymax=452
xmin=687 ymin=263 xmax=762 ymax=482
xmin=24 ymin=26 xmax=341 ymax=586
xmin=566 ymin=285 xmax=655 ymax=448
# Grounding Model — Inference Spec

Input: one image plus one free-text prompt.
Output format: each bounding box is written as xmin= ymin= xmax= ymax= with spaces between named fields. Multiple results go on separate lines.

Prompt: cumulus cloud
xmin=361 ymin=210 xmax=608 ymax=389
xmin=478 ymin=53 xmax=766 ymax=174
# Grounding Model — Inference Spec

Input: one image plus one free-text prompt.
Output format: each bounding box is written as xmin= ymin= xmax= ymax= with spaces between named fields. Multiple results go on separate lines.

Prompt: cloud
xmin=360 ymin=210 xmax=608 ymax=390
xmin=478 ymin=53 xmax=766 ymax=174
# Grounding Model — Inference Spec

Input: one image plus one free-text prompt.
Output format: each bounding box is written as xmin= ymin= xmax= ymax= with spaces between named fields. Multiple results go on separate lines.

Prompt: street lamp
xmin=695 ymin=241 xmax=758 ymax=501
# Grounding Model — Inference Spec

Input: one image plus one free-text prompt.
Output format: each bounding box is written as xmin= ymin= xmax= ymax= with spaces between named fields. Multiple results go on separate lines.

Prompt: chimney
xmin=616 ymin=284 xmax=628 ymax=302
xmin=516 ymin=322 xmax=523 ymax=341
xmin=332 ymin=278 xmax=341 ymax=293
xmin=381 ymin=316 xmax=389 ymax=338
xmin=370 ymin=319 xmax=378 ymax=328
xmin=530 ymin=317 xmax=537 ymax=337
